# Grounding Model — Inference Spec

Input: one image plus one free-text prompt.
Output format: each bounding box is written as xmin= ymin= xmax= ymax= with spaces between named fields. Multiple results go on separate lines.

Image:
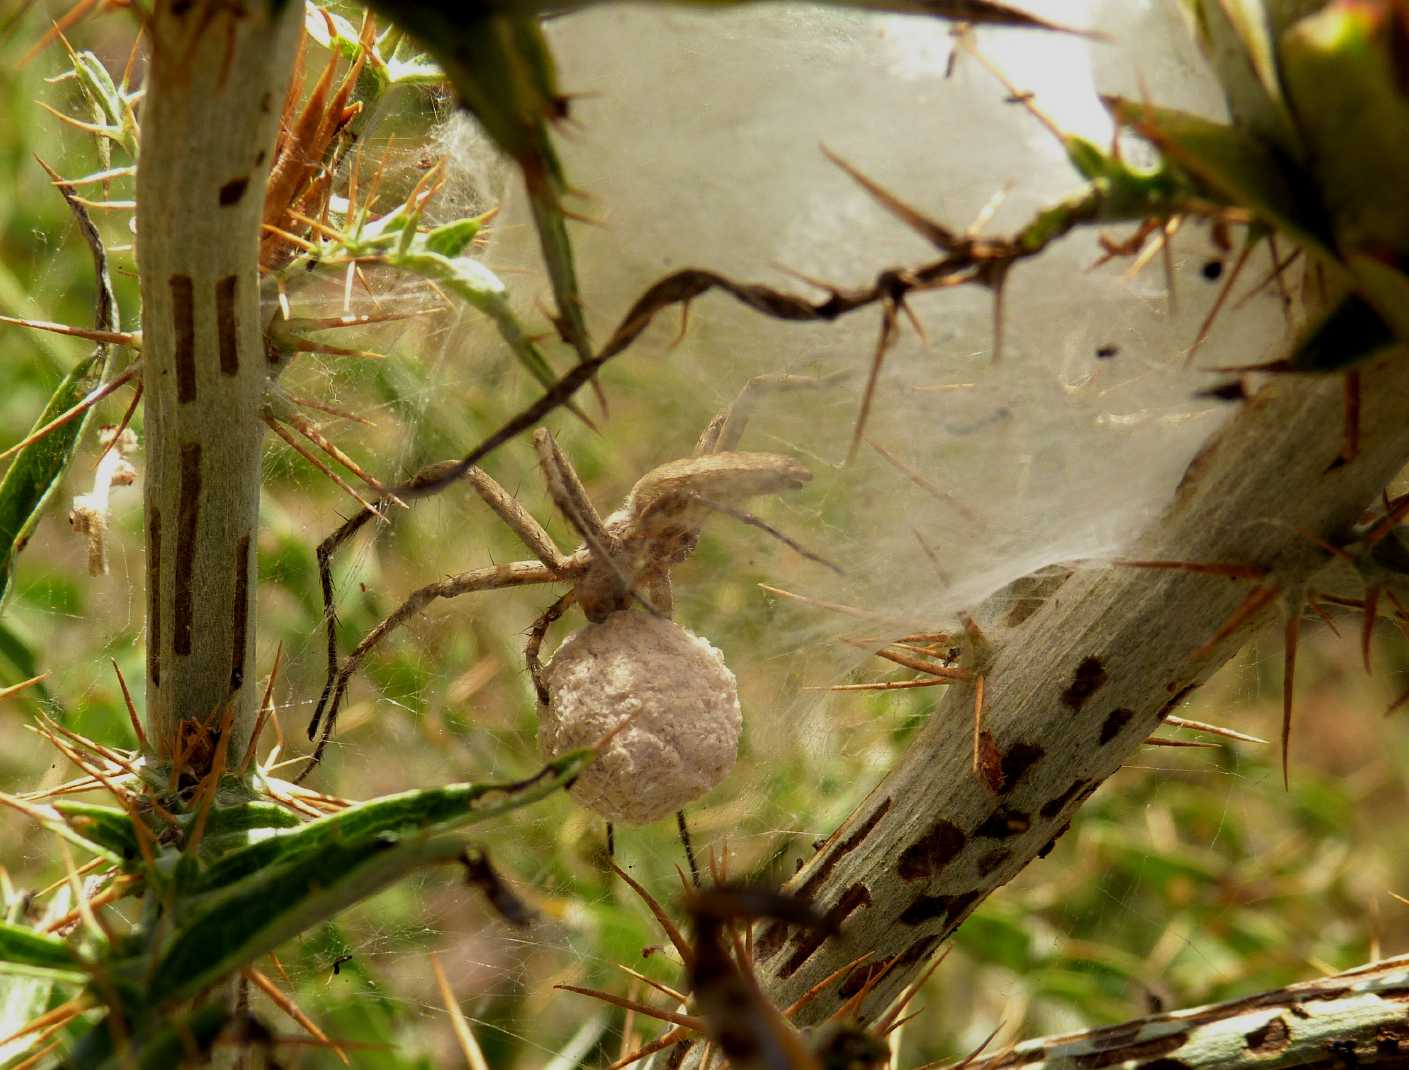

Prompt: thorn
xmin=603 ymin=1026 xmax=693 ymax=1070
xmin=1144 ymin=737 xmax=1221 ymax=749
xmin=94 ymin=381 xmax=142 ymax=468
xmin=781 ymin=952 xmax=874 ymax=1019
xmin=0 ymin=673 xmax=49 ymax=702
xmin=1193 ymin=583 xmax=1280 ymax=658
xmin=757 ymin=583 xmax=929 ymax=630
xmin=265 ymin=416 xmax=383 ymax=516
xmin=555 ymin=984 xmax=704 ymax=1032
xmin=867 ymin=437 xmax=985 ymax=527
xmin=240 ymin=642 xmax=284 ymax=775
xmin=847 ymin=298 xmax=900 ymax=464
xmin=842 ymin=638 xmax=969 ymax=681
xmin=0 ymin=313 xmax=138 ymax=349
xmin=430 ymin=954 xmax=488 ymax=1070
xmin=1187 ymin=233 xmax=1256 ymax=363
xmin=1307 ymin=597 xmax=1342 ymax=637
xmin=283 ymin=411 xmax=404 ymax=506
xmin=611 ymin=862 xmax=694 ymax=970
xmin=821 ymin=145 xmax=956 ymax=250
xmin=1360 ymin=583 xmax=1382 ymax=675
xmin=1163 ymin=715 xmax=1266 ymax=745
xmin=20 ymin=0 xmax=100 ymax=67
xmin=614 ymin=963 xmax=687 ymax=1006
xmin=823 ymin=678 xmax=952 ymax=692
xmin=0 ymin=362 xmax=142 ymax=465
xmin=109 ymin=661 xmax=146 ymax=751
xmin=243 ymin=967 xmax=350 ymax=1066
xmin=287 ymin=393 xmax=376 ymax=427
xmin=1363 ymin=488 xmax=1409 ymax=546
xmin=875 ymin=946 xmax=951 ymax=1034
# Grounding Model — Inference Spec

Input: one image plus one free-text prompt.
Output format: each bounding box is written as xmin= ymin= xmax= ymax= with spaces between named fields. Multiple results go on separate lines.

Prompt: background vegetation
xmin=1 ymin=0 xmax=1408 ymax=1065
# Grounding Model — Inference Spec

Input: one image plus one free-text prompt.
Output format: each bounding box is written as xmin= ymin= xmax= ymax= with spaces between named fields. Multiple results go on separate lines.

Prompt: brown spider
xmin=300 ymin=375 xmax=829 ymax=781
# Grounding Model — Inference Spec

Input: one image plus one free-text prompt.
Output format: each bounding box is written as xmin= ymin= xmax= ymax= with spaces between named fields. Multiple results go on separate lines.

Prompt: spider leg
xmin=534 ymin=427 xmax=651 ymax=618
xmin=677 ymin=810 xmax=701 ymax=887
xmin=526 ymin=589 xmax=576 ymax=705
xmin=699 ymin=371 xmax=847 ymax=455
xmin=465 ymin=466 xmax=569 ymax=572
xmin=298 ymin=560 xmax=559 ymax=782
xmin=533 ymin=428 xmax=611 ymax=545
xmin=314 ymin=459 xmax=470 ymax=771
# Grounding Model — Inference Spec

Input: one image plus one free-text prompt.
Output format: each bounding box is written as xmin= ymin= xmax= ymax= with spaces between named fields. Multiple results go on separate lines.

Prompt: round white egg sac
xmin=538 ymin=611 xmax=742 ymax=825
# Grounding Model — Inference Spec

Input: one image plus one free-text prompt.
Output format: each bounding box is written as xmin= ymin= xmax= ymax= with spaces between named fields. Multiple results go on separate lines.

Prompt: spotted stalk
xmin=137 ymin=0 xmax=302 ymax=767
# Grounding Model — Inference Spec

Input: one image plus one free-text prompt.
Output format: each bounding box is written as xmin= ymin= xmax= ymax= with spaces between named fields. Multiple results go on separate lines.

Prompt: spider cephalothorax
xmin=563 ymin=443 xmax=812 ymax=622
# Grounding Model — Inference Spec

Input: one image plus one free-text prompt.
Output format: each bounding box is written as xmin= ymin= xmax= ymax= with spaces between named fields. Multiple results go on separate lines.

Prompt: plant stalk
xmin=137 ymin=0 xmax=300 ymax=769
xmin=732 ymin=350 xmax=1409 ymax=1034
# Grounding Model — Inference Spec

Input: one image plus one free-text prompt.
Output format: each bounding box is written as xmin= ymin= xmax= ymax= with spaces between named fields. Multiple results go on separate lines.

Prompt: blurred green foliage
xmin=0 ymin=2 xmax=1407 ymax=1067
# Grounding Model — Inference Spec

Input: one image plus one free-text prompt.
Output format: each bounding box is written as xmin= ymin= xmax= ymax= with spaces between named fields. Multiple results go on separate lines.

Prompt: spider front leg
xmin=298 ymin=560 xmax=562 ymax=782
xmin=534 ymin=427 xmax=647 ymax=621
xmin=696 ymin=370 xmax=846 ymax=456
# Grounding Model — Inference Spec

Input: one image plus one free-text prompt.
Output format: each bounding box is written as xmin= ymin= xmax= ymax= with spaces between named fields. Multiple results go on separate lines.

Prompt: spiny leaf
xmin=1174 ymin=0 xmax=1302 ymax=155
xmin=130 ymin=753 xmax=592 ymax=1010
xmin=1279 ymin=0 xmax=1409 ymax=259
xmin=51 ymin=802 xmax=141 ymax=866
xmin=1104 ymin=97 xmax=1335 ymax=259
xmin=65 ymin=1003 xmax=231 ymax=1070
xmin=0 ymin=920 xmax=85 ymax=983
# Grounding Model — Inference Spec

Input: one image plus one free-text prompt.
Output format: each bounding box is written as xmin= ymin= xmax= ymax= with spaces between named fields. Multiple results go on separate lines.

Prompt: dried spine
xmin=137 ymin=0 xmax=301 ymax=765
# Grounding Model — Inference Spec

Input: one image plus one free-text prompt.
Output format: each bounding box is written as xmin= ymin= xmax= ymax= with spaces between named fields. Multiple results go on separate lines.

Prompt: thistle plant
xmin=3 ymin=0 xmax=1409 ymax=1067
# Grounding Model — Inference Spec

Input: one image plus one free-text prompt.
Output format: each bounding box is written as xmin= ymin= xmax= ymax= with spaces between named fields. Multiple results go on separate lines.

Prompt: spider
xmin=300 ymin=374 xmax=831 ymax=789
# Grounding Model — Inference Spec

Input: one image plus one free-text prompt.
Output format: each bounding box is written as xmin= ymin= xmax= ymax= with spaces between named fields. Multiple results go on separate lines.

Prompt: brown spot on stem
xmin=838 ymin=958 xmax=892 ymax=998
xmin=1158 ymin=684 xmax=1197 ymax=720
xmin=976 ymin=806 xmax=1030 ymax=839
xmin=1245 ymin=1017 xmax=1291 ymax=1055
xmin=758 ymin=798 xmax=892 ymax=962
xmin=171 ymin=274 xmax=196 ymax=403
xmin=897 ymin=820 xmax=966 ymax=881
xmin=897 ymin=933 xmax=941 ymax=966
xmin=976 ymin=848 xmax=1011 ymax=876
xmin=173 ymin=444 xmax=201 ymax=656
xmin=1061 ymin=656 xmax=1108 ymax=710
xmin=778 ymin=883 xmax=871 ymax=979
xmin=216 ymin=275 xmax=239 ymax=377
xmin=1040 ymin=779 xmax=1092 ymax=819
xmin=899 ymin=889 xmax=979 ymax=928
xmin=218 ymin=177 xmax=249 ymax=206
xmin=230 ymin=534 xmax=251 ymax=689
xmin=1073 ymin=1033 xmax=1190 ymax=1069
xmin=148 ymin=509 xmax=161 ymax=687
xmin=1000 ymin=741 xmax=1044 ymax=789
xmin=1037 ymin=821 xmax=1071 ymax=858
xmin=1100 ymin=707 xmax=1134 ymax=744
